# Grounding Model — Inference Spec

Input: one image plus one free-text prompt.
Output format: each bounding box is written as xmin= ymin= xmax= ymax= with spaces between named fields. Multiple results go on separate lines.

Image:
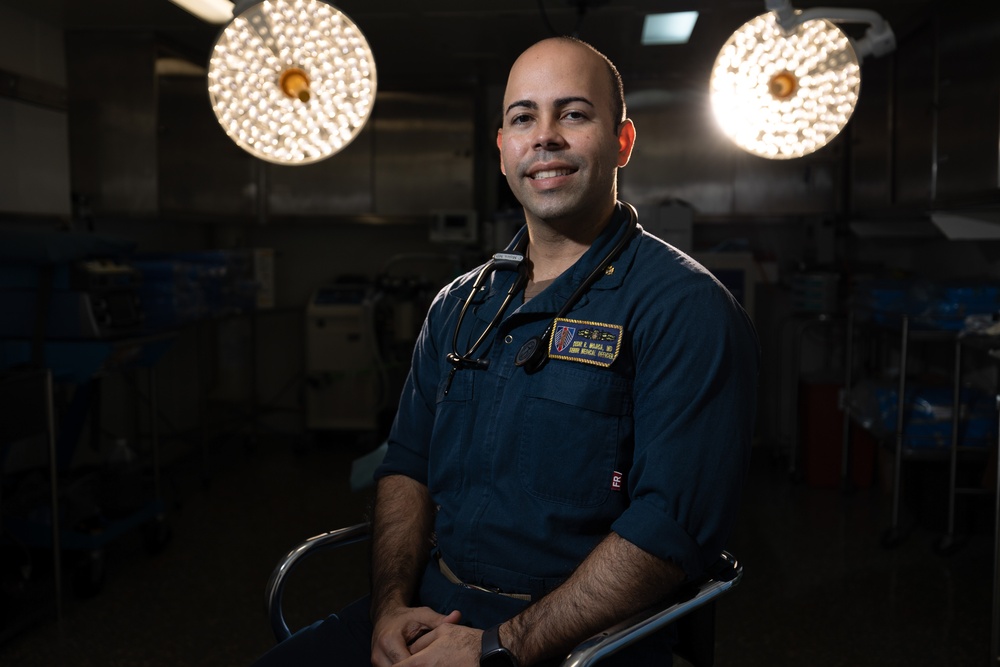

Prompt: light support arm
xmin=232 ymin=0 xmax=259 ymax=15
xmin=765 ymin=0 xmax=896 ymax=58
xmin=168 ymin=0 xmax=234 ymax=24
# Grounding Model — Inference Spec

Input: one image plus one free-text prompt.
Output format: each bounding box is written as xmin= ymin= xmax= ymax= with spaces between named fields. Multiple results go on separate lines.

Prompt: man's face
xmin=497 ymin=40 xmax=634 ymax=227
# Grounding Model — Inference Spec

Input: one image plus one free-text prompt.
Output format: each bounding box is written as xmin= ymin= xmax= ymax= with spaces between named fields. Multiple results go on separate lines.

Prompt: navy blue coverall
xmin=253 ymin=203 xmax=759 ymax=666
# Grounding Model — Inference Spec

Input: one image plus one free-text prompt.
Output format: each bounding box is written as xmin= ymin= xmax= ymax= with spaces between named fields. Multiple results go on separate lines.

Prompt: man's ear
xmin=617 ymin=119 xmax=636 ymax=168
xmin=496 ymin=129 xmax=506 ymax=175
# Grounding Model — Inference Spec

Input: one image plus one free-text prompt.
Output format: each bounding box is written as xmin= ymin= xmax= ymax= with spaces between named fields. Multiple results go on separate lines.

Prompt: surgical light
xmin=207 ymin=0 xmax=377 ymax=165
xmin=709 ymin=0 xmax=895 ymax=160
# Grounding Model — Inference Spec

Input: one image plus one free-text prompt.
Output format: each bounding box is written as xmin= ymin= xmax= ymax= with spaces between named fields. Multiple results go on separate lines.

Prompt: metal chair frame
xmin=265 ymin=522 xmax=741 ymax=667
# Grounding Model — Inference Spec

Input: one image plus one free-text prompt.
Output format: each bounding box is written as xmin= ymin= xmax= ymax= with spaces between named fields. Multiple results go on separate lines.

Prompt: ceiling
xmin=0 ymin=0 xmax=934 ymax=89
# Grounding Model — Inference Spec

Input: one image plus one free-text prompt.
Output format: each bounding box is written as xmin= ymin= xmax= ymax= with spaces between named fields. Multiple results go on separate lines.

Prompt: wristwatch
xmin=480 ymin=624 xmax=520 ymax=667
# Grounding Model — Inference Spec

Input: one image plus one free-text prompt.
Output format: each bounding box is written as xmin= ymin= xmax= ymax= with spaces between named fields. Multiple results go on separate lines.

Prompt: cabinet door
xmin=372 ymin=92 xmax=474 ymax=216
xmin=851 ymin=9 xmax=1000 ymax=212
xmin=848 ymin=55 xmax=892 ymax=212
xmin=934 ymin=9 xmax=1000 ymax=203
xmin=892 ymin=20 xmax=936 ymax=208
xmin=158 ymin=75 xmax=257 ymax=217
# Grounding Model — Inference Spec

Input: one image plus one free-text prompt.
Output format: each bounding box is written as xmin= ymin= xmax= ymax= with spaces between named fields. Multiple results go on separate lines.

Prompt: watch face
xmin=480 ymin=650 xmax=517 ymax=667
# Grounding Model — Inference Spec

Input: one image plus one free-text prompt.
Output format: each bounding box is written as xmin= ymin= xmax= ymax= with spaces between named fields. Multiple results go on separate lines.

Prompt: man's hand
xmin=371 ymin=607 xmax=463 ymax=667
xmin=398 ymin=614 xmax=481 ymax=667
xmin=369 ymin=475 xmax=438 ymax=664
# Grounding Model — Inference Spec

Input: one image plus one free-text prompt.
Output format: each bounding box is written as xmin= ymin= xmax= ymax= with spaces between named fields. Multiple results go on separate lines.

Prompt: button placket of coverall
xmin=463 ymin=294 xmax=553 ymax=580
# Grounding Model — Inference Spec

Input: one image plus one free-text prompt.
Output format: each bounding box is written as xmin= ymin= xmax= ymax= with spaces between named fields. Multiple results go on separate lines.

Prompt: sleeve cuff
xmin=611 ymin=496 xmax=704 ymax=580
xmin=374 ymin=442 xmax=429 ymax=486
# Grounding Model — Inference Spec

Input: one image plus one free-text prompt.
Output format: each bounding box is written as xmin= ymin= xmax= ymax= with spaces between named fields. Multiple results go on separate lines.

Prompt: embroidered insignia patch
xmin=548 ymin=318 xmax=623 ymax=367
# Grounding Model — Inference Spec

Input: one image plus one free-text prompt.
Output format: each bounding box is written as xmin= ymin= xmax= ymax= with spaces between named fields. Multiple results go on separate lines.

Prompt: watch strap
xmin=480 ymin=624 xmax=520 ymax=667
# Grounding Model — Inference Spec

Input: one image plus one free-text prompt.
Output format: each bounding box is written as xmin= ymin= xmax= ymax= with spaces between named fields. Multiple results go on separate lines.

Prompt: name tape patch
xmin=548 ymin=318 xmax=623 ymax=367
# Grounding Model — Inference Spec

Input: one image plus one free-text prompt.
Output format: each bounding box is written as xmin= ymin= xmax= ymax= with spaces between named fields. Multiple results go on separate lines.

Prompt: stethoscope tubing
xmin=448 ymin=201 xmax=639 ymax=375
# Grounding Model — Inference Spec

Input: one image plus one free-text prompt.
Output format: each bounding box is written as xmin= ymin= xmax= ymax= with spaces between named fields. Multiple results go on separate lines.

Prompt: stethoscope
xmin=445 ymin=201 xmax=638 ymax=387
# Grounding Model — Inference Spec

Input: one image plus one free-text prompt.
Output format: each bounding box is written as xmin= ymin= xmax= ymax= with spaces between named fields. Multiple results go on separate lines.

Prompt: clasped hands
xmin=372 ymin=605 xmax=483 ymax=667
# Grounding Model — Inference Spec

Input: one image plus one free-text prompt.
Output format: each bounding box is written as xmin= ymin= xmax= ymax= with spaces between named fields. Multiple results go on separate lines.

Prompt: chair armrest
xmin=267 ymin=527 xmax=741 ymax=667
xmin=561 ymin=552 xmax=742 ymax=667
xmin=266 ymin=522 xmax=372 ymax=642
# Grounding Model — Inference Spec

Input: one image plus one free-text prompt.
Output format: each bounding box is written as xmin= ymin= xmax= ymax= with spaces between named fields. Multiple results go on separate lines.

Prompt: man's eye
xmin=510 ymin=114 xmax=532 ymax=125
xmin=564 ymin=111 xmax=586 ymax=121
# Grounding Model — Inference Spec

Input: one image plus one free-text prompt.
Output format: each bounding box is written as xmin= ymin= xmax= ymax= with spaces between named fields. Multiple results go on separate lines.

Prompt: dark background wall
xmin=1 ymin=1 xmax=999 ymax=465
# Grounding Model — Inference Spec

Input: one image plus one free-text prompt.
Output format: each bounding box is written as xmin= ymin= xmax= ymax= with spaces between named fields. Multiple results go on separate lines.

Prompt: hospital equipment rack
xmin=935 ymin=333 xmax=999 ymax=556
xmin=840 ymin=312 xmax=993 ymax=548
xmin=0 ymin=368 xmax=61 ymax=642
xmin=993 ymin=396 xmax=1000 ymax=665
xmin=842 ymin=297 xmax=1000 ymax=663
xmin=956 ymin=335 xmax=1000 ymax=664
xmin=0 ymin=335 xmax=173 ymax=599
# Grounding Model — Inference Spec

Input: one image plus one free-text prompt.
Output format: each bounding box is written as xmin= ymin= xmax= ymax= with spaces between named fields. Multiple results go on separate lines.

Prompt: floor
xmin=0 ymin=434 xmax=996 ymax=666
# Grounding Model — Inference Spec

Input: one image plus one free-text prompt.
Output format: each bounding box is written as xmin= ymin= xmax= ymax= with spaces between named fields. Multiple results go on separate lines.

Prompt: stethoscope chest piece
xmin=514 ymin=335 xmax=546 ymax=372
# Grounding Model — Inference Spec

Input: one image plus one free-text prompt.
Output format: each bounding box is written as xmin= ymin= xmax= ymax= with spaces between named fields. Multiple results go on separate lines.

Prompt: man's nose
xmin=534 ymin=118 xmax=566 ymax=150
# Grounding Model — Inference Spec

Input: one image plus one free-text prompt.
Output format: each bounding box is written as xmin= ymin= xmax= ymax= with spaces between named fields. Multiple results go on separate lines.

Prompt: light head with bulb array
xmin=709 ymin=0 xmax=895 ymax=160
xmin=207 ymin=0 xmax=377 ymax=165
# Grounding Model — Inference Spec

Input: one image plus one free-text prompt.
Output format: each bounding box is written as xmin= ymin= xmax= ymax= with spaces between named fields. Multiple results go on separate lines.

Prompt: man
xmin=253 ymin=36 xmax=757 ymax=667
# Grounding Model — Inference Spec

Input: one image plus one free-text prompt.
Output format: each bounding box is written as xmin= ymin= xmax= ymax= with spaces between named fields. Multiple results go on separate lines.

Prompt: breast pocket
xmin=518 ymin=366 xmax=632 ymax=507
xmin=428 ymin=369 xmax=475 ymax=497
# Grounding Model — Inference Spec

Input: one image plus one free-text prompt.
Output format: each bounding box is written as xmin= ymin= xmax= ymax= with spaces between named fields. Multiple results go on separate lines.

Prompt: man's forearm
xmin=369 ymin=474 xmax=435 ymax=623
xmin=502 ymin=532 xmax=685 ymax=665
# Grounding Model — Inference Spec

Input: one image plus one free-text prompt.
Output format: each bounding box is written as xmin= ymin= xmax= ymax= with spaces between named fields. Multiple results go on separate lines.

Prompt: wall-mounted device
xmin=304 ymin=283 xmax=385 ymax=432
xmin=430 ymin=210 xmax=478 ymax=244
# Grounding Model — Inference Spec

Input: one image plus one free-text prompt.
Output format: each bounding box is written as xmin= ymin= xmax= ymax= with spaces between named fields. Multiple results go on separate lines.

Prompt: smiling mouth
xmin=530 ymin=168 xmax=575 ymax=180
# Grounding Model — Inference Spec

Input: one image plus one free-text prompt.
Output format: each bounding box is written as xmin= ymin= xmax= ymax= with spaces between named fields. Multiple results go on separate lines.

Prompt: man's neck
xmin=524 ymin=202 xmax=616 ymax=283
xmin=525 ymin=233 xmax=591 ymax=283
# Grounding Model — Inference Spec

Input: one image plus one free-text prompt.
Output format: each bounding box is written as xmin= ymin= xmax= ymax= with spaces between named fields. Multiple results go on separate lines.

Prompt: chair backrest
xmin=267 ymin=523 xmax=372 ymax=642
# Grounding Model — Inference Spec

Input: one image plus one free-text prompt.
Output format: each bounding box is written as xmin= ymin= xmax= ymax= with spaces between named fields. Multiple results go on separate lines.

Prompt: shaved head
xmin=508 ymin=37 xmax=626 ymax=129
